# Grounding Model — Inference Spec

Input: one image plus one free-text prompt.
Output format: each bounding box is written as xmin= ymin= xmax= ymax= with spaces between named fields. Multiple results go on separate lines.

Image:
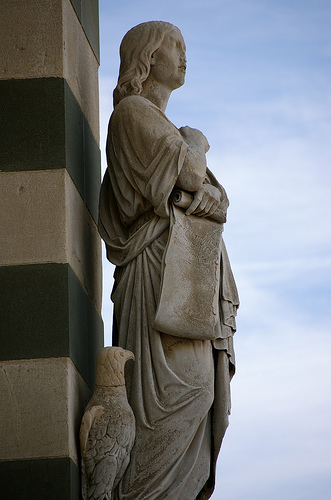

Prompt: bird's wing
xmin=87 ymin=454 xmax=118 ymax=500
xmin=82 ymin=408 xmax=121 ymax=499
xmin=111 ymin=412 xmax=136 ymax=490
xmin=80 ymin=405 xmax=105 ymax=459
xmin=81 ymin=402 xmax=136 ymax=499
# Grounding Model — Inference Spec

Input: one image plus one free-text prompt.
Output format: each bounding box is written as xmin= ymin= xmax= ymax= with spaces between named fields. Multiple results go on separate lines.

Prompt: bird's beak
xmin=125 ymin=350 xmax=135 ymax=362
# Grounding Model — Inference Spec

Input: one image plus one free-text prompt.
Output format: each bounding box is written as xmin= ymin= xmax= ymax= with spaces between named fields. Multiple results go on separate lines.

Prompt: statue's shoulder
xmin=115 ymin=95 xmax=151 ymax=111
xmin=113 ymin=96 xmax=158 ymax=122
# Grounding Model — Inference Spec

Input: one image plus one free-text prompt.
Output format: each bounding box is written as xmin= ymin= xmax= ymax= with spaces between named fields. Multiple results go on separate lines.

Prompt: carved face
xmin=150 ymin=28 xmax=187 ymax=91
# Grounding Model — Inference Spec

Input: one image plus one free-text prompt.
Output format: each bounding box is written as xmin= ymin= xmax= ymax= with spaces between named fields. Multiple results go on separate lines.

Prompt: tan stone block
xmin=0 ymin=170 xmax=67 ymax=266
xmin=0 ymin=170 xmax=102 ymax=312
xmin=63 ymin=0 xmax=100 ymax=144
xmin=0 ymin=0 xmax=99 ymax=142
xmin=65 ymin=172 xmax=102 ymax=313
xmin=0 ymin=358 xmax=91 ymax=463
xmin=0 ymin=0 xmax=63 ymax=80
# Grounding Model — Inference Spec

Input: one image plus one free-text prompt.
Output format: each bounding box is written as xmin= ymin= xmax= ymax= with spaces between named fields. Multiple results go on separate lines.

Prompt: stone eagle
xmin=80 ymin=346 xmax=135 ymax=500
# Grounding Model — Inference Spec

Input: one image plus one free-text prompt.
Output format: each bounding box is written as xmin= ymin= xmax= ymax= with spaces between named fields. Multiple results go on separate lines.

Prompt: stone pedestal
xmin=0 ymin=1 xmax=103 ymax=497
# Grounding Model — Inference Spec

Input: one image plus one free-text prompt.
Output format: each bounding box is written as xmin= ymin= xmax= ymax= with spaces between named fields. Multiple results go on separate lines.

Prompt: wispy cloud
xmin=99 ymin=2 xmax=331 ymax=498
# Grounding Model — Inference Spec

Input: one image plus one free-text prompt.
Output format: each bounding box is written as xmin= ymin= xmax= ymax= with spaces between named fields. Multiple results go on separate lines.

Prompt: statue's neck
xmin=94 ymin=384 xmax=126 ymax=395
xmin=141 ymin=78 xmax=171 ymax=113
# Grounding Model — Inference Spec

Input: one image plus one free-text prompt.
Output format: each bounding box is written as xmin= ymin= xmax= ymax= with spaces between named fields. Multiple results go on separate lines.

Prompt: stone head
xmin=95 ymin=346 xmax=135 ymax=387
xmin=113 ymin=21 xmax=184 ymax=106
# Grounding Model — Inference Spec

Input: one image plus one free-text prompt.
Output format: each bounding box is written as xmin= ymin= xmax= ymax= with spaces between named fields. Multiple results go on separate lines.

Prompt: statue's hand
xmin=179 ymin=126 xmax=210 ymax=154
xmin=185 ymin=184 xmax=222 ymax=217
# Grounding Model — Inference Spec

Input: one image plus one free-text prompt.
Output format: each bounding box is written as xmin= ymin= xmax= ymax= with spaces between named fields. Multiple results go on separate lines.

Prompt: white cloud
xmin=98 ymin=2 xmax=331 ymax=498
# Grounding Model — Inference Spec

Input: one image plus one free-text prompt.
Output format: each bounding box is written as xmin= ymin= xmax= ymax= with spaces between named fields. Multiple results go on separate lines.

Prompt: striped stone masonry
xmin=0 ymin=1 xmax=103 ymax=497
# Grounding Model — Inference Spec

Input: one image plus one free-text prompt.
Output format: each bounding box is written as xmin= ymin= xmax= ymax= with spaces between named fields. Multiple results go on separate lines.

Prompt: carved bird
xmin=80 ymin=346 xmax=135 ymax=500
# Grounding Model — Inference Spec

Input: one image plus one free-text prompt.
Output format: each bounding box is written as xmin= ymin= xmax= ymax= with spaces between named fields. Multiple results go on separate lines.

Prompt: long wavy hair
xmin=113 ymin=21 xmax=177 ymax=108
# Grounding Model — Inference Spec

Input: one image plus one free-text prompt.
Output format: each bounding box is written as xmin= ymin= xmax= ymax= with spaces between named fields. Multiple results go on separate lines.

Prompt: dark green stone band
xmin=0 ymin=263 xmax=103 ymax=389
xmin=0 ymin=77 xmax=101 ymax=222
xmin=70 ymin=0 xmax=100 ymax=62
xmin=0 ymin=458 xmax=80 ymax=500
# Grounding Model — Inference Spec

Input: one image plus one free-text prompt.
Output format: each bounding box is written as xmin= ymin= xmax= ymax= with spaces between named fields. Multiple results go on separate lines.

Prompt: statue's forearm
xmin=176 ymin=147 xmax=206 ymax=192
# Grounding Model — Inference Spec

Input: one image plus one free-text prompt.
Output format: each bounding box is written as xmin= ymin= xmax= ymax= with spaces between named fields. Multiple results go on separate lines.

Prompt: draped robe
xmin=98 ymin=95 xmax=239 ymax=500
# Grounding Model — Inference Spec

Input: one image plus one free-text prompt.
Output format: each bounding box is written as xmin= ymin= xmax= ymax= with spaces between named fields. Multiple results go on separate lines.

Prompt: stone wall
xmin=0 ymin=1 xmax=103 ymax=497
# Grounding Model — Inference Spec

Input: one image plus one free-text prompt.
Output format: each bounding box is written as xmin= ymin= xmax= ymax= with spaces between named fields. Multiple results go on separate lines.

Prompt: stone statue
xmin=98 ymin=21 xmax=239 ymax=500
xmin=80 ymin=347 xmax=135 ymax=499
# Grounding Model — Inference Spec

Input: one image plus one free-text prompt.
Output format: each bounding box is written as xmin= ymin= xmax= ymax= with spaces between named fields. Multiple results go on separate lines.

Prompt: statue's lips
xmin=179 ymin=66 xmax=186 ymax=71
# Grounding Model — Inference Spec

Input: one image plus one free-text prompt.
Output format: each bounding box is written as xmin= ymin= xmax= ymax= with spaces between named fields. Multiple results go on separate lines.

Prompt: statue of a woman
xmin=99 ymin=21 xmax=239 ymax=500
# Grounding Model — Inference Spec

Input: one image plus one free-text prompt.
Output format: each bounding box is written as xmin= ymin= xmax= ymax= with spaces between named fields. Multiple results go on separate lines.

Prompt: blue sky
xmin=98 ymin=1 xmax=331 ymax=498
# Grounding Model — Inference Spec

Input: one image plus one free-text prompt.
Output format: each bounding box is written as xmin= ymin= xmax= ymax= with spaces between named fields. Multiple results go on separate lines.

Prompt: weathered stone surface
xmin=0 ymin=0 xmax=99 ymax=142
xmin=98 ymin=21 xmax=239 ymax=499
xmin=80 ymin=347 xmax=135 ymax=499
xmin=0 ymin=77 xmax=101 ymax=222
xmin=0 ymin=3 xmax=102 ymax=499
xmin=62 ymin=0 xmax=100 ymax=143
xmin=154 ymin=205 xmax=223 ymax=339
xmin=0 ymin=457 xmax=80 ymax=500
xmin=0 ymin=169 xmax=102 ymax=312
xmin=0 ymin=357 xmax=91 ymax=463
xmin=0 ymin=263 xmax=103 ymax=389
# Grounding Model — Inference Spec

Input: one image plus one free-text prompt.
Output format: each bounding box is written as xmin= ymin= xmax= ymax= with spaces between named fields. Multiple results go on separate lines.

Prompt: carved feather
xmin=80 ymin=347 xmax=135 ymax=500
